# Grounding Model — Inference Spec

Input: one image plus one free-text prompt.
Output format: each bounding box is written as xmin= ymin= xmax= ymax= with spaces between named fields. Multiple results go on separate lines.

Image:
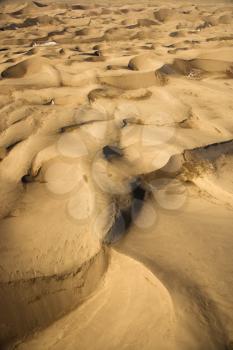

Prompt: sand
xmin=0 ymin=0 xmax=233 ymax=349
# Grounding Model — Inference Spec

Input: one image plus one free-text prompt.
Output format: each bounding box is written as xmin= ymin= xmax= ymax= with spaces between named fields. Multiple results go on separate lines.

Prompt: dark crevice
xmin=102 ymin=145 xmax=123 ymax=160
xmin=60 ymin=119 xmax=108 ymax=133
xmin=33 ymin=1 xmax=48 ymax=8
xmin=104 ymin=179 xmax=146 ymax=245
xmin=6 ymin=140 xmax=22 ymax=152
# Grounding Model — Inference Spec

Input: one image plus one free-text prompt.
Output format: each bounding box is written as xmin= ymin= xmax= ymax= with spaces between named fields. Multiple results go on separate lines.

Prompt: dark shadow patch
xmin=10 ymin=9 xmax=23 ymax=16
xmin=21 ymin=174 xmax=34 ymax=184
xmin=6 ymin=140 xmax=22 ymax=152
xmin=104 ymin=180 xmax=146 ymax=245
xmin=72 ymin=4 xmax=88 ymax=10
xmin=33 ymin=1 xmax=48 ymax=7
xmin=102 ymin=145 xmax=123 ymax=160
xmin=1 ymin=18 xmax=39 ymax=31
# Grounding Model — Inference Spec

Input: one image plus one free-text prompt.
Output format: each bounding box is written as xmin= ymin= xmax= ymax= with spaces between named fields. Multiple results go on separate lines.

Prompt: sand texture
xmin=0 ymin=0 xmax=233 ymax=349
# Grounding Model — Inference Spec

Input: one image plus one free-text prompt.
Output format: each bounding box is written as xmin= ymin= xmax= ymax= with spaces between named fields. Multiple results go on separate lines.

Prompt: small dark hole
xmin=21 ymin=174 xmax=33 ymax=184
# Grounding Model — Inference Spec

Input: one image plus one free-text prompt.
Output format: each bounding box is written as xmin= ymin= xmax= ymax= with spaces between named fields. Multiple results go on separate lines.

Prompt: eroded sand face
xmin=0 ymin=0 xmax=233 ymax=349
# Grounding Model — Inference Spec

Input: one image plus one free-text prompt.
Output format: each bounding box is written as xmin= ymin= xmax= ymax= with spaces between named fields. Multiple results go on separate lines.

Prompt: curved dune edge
xmin=14 ymin=250 xmax=175 ymax=350
xmin=0 ymin=248 xmax=109 ymax=348
xmin=113 ymin=194 xmax=233 ymax=350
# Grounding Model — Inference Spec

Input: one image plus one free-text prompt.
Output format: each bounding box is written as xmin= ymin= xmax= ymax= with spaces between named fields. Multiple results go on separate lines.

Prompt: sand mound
xmin=157 ymin=51 xmax=233 ymax=78
xmin=0 ymin=0 xmax=233 ymax=349
xmin=181 ymin=140 xmax=233 ymax=206
xmin=218 ymin=14 xmax=232 ymax=24
xmin=1 ymin=57 xmax=43 ymax=78
xmin=128 ymin=52 xmax=163 ymax=71
xmin=0 ymin=249 xmax=108 ymax=347
xmin=98 ymin=70 xmax=168 ymax=89
xmin=16 ymin=250 xmax=175 ymax=350
xmin=154 ymin=8 xmax=173 ymax=22
xmin=2 ymin=2 xmax=28 ymax=15
xmin=1 ymin=57 xmax=61 ymax=87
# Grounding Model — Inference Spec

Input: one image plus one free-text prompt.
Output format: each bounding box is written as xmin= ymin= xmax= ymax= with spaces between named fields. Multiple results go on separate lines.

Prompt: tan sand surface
xmin=0 ymin=0 xmax=233 ymax=349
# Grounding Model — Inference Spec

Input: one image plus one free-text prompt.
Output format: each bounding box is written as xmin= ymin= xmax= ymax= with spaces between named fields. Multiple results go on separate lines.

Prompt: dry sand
xmin=0 ymin=0 xmax=233 ymax=349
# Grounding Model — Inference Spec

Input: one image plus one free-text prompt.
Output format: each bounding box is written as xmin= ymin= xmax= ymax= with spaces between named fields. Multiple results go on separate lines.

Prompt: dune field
xmin=0 ymin=0 xmax=233 ymax=349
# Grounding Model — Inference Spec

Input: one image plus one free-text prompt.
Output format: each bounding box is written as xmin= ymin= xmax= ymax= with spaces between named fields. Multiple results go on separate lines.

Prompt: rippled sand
xmin=0 ymin=0 xmax=233 ymax=349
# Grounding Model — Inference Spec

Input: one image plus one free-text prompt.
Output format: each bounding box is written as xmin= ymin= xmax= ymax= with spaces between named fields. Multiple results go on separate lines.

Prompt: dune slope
xmin=0 ymin=0 xmax=233 ymax=349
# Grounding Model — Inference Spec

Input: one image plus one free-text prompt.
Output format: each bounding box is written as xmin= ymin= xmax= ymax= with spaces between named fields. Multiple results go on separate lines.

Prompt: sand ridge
xmin=0 ymin=0 xmax=233 ymax=349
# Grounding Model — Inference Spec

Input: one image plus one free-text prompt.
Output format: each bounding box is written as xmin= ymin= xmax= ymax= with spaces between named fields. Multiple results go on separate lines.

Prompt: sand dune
xmin=0 ymin=0 xmax=233 ymax=349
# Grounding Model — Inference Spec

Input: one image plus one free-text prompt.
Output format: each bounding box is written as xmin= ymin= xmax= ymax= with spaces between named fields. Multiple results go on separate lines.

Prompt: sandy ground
xmin=0 ymin=0 xmax=233 ymax=349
